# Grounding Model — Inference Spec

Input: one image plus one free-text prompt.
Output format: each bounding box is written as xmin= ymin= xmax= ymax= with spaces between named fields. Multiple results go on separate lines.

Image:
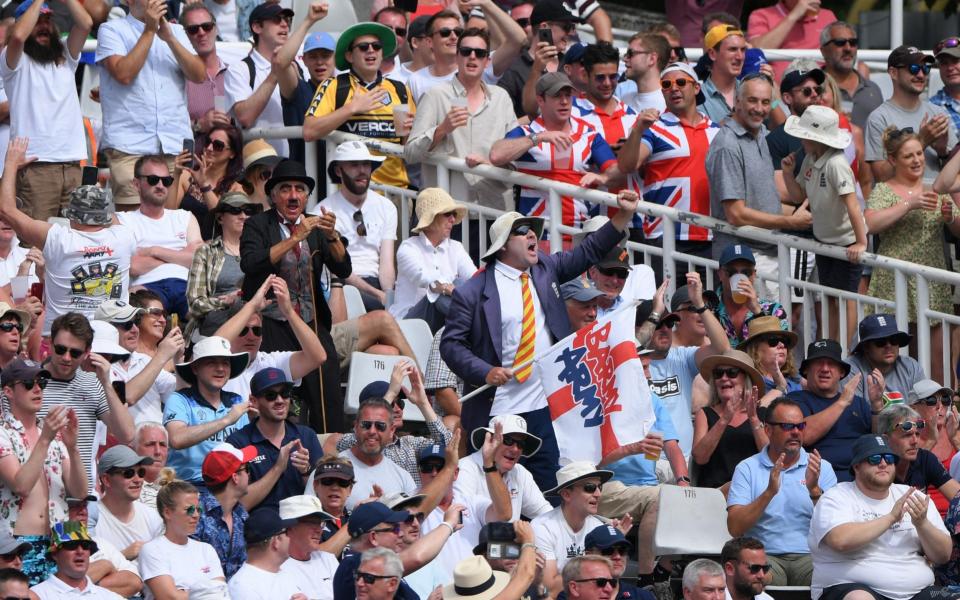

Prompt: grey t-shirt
xmin=843 ymin=352 xmax=926 ymax=402
xmin=706 ymin=118 xmax=780 ymax=256
xmin=864 ymin=100 xmax=958 ymax=181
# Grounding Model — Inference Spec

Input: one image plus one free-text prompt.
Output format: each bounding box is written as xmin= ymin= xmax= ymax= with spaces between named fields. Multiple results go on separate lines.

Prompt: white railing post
xmin=894 ymin=270 xmax=910 ymax=358
xmin=305 ymin=140 xmax=319 ymax=210
xmin=661 ymin=216 xmax=676 ymax=296
xmin=325 ymin=140 xmax=337 ymax=199
xmin=916 ymin=275 xmax=931 ymax=375
xmin=778 ymin=245 xmax=792 ymax=318
xmin=548 ymin=190 xmax=562 ymax=254
xmin=437 ymin=163 xmax=450 ymax=192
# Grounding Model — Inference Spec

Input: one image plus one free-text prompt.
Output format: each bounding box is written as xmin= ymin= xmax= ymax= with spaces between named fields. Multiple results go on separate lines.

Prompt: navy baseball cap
xmin=739 ymin=47 xmax=769 ymax=81
xmin=244 ymin=508 xmax=297 ymax=544
xmin=359 ymin=380 xmax=390 ymax=402
xmin=562 ymin=43 xmax=587 ymax=66
xmin=418 ymin=444 xmax=446 ymax=465
xmin=348 ymin=502 xmax=410 ymax=537
xmin=719 ymin=244 xmax=756 ymax=266
xmin=249 ymin=2 xmax=293 ymax=26
xmin=250 ymin=368 xmax=292 ymax=396
xmin=584 ymin=524 xmax=633 ymax=551
xmin=780 ymin=67 xmax=825 ymax=94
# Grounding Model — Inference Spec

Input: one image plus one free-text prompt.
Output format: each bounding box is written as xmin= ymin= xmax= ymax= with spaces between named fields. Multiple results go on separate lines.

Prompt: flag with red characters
xmin=538 ymin=306 xmax=654 ymax=464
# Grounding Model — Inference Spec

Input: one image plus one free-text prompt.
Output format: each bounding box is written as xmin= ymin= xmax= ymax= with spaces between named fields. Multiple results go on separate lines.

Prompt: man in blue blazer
xmin=440 ymin=190 xmax=640 ymax=491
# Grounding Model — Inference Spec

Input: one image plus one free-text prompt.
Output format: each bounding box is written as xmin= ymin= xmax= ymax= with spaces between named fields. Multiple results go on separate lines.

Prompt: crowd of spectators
xmin=0 ymin=0 xmax=956 ymax=598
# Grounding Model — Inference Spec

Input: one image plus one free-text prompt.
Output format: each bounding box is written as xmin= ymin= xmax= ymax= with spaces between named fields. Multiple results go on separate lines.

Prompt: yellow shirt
xmin=307 ymin=72 xmax=415 ymax=189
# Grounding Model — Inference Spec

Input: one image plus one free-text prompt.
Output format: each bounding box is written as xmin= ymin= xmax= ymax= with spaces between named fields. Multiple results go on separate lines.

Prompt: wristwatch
xmin=483 ymin=464 xmax=497 ymax=473
xmin=529 ymin=132 xmax=540 ymax=146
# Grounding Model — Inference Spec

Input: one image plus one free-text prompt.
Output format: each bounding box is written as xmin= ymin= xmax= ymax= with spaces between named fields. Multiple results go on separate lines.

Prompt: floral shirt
xmin=191 ymin=489 xmax=248 ymax=579
xmin=713 ymin=285 xmax=789 ymax=346
xmin=0 ymin=412 xmax=68 ymax=534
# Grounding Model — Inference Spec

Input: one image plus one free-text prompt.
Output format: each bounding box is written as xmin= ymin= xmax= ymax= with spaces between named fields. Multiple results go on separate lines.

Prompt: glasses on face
xmin=352 ymin=41 xmax=383 ymax=52
xmin=59 ymin=540 xmax=95 ymax=552
xmin=870 ymin=337 xmax=898 ymax=348
xmin=599 ymin=544 xmax=630 ymax=557
xmin=501 ymin=435 xmax=525 ymax=449
xmin=371 ymin=524 xmax=401 ymax=535
xmin=796 ymin=85 xmax=824 ymax=98
xmin=184 ymin=503 xmax=204 ymax=516
xmin=0 ymin=549 xmax=25 ymax=562
xmin=597 ymin=266 xmax=628 ymax=279
xmin=866 ymin=453 xmax=899 ymax=466
xmin=511 ymin=224 xmax=534 ymax=237
xmin=593 ymin=73 xmax=619 ymax=84
xmin=580 ymin=482 xmax=602 ymax=493
xmin=17 ymin=377 xmax=47 ymax=390
xmin=766 ymin=421 xmax=806 ymax=431
xmin=827 ymin=37 xmax=858 ymax=48
xmin=661 ymin=77 xmax=693 ymax=90
xmin=356 ymin=571 xmax=397 ymax=584
xmin=514 ymin=17 xmax=530 ymax=27
xmin=404 ymin=512 xmax=426 ymax=525
xmin=764 ymin=336 xmax=790 ymax=347
xmin=115 ymin=318 xmax=139 ymax=331
xmin=937 ymin=37 xmax=960 ymax=55
xmin=922 ymin=395 xmax=952 ymax=407
xmin=185 ymin=21 xmax=216 ymax=35
xmin=903 ymin=63 xmax=932 ymax=76
xmin=143 ymin=307 xmax=167 ymax=318
xmin=138 ymin=174 xmax=174 ymax=187
xmin=111 ymin=467 xmax=147 ymax=479
xmin=742 ymin=563 xmax=772 ymax=574
xmin=433 ymin=27 xmax=464 ymax=38
xmin=458 ymin=46 xmax=490 ymax=59
xmin=419 ymin=462 xmax=444 ymax=474
xmin=207 ymin=139 xmax=228 ymax=152
xmin=554 ymin=21 xmax=576 ymax=33
xmin=0 ymin=321 xmax=21 ymax=334
xmin=318 ymin=477 xmax=353 ymax=488
xmin=222 ymin=205 xmax=259 ymax=216
xmin=266 ymin=14 xmax=292 ymax=25
xmin=53 ymin=344 xmax=84 ymax=359
xmin=354 ymin=210 xmax=367 ymax=237
xmin=724 ymin=267 xmax=755 ymax=277
xmin=260 ymin=386 xmax=292 ymax=402
xmin=893 ymin=419 xmax=926 ymax=433
xmin=677 ymin=300 xmax=718 ymax=312
xmin=360 ymin=420 xmax=388 ymax=432
xmin=239 ymin=325 xmax=263 ymax=337
xmin=713 ymin=367 xmax=742 ymax=380
xmin=575 ymin=578 xmax=616 ymax=589
xmin=625 ymin=49 xmax=651 ymax=59
xmin=391 ymin=26 xmax=407 ymax=37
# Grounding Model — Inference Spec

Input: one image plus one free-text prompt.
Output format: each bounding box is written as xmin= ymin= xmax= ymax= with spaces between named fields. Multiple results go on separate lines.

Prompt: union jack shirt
xmin=639 ymin=110 xmax=720 ymax=241
xmin=505 ymin=116 xmax=617 ymax=231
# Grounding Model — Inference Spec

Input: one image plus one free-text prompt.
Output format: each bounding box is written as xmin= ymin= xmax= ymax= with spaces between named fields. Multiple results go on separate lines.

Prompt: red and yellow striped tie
xmin=514 ymin=273 xmax=535 ymax=383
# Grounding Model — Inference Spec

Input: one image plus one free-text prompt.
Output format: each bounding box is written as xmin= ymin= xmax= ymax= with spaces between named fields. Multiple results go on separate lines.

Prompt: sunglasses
xmin=593 ymin=73 xmax=619 ymax=83
xmin=597 ymin=266 xmax=628 ymax=279
xmin=661 ymin=77 xmax=693 ymax=90
xmin=888 ymin=127 xmax=915 ymax=140
xmin=111 ymin=467 xmax=147 ymax=479
xmin=580 ymin=482 xmax=602 ymax=493
xmin=185 ymin=21 xmax=215 ymax=35
xmin=261 ymin=387 xmax=293 ymax=402
xmin=0 ymin=549 xmax=25 ymax=561
xmin=827 ymin=37 xmax=858 ymax=48
xmin=318 ymin=477 xmax=353 ymax=488
xmin=354 ymin=210 xmax=367 ymax=237
xmin=511 ymin=224 xmax=535 ymax=237
xmin=501 ymin=435 xmax=527 ymax=449
xmin=185 ymin=503 xmax=204 ymax=516
xmin=434 ymin=27 xmax=464 ymax=38
xmin=115 ymin=319 xmax=139 ymax=331
xmin=221 ymin=205 xmax=259 ymax=216
xmin=16 ymin=377 xmax=47 ymax=390
xmin=599 ymin=545 xmax=630 ymax=557
xmin=866 ymin=453 xmax=899 ymax=466
xmin=138 ymin=174 xmax=174 ymax=187
xmin=795 ymin=85 xmax=824 ymax=98
xmin=143 ymin=307 xmax=167 ymax=317
xmin=54 ymin=344 xmax=84 ymax=359
xmin=239 ymin=326 xmax=263 ymax=337
xmin=352 ymin=41 xmax=383 ymax=52
xmin=371 ymin=524 xmax=401 ymax=535
xmin=922 ymin=395 xmax=952 ymax=407
xmin=713 ymin=367 xmax=742 ymax=380
xmin=766 ymin=421 xmax=806 ymax=431
xmin=677 ymin=301 xmax=717 ymax=312
xmin=404 ymin=512 xmax=426 ymax=525
xmin=625 ymin=49 xmax=651 ymax=59
xmin=936 ymin=37 xmax=960 ymax=55
xmin=0 ymin=322 xmax=22 ymax=333
xmin=356 ymin=571 xmax=397 ymax=584
xmin=743 ymin=563 xmax=772 ymax=574
xmin=764 ymin=336 xmax=790 ymax=347
xmin=419 ymin=462 xmax=444 ymax=474
xmin=870 ymin=337 xmax=899 ymax=348
xmin=207 ymin=139 xmax=227 ymax=152
xmin=893 ymin=419 xmax=926 ymax=432
xmin=514 ymin=17 xmax=530 ymax=27
xmin=391 ymin=26 xmax=407 ymax=37
xmin=575 ymin=578 xmax=616 ymax=589
xmin=458 ymin=46 xmax=490 ymax=58
xmin=266 ymin=14 xmax=292 ymax=25
xmin=902 ymin=63 xmax=932 ymax=75
xmin=555 ymin=21 xmax=576 ymax=33
xmin=58 ymin=540 xmax=95 ymax=552
xmin=360 ymin=420 xmax=388 ymax=432
xmin=724 ymin=267 xmax=755 ymax=277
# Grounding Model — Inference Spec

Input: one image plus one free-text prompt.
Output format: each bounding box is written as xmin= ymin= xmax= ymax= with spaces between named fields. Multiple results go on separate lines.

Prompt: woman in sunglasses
xmin=693 ymin=349 xmax=768 ymax=490
xmin=906 ymin=380 xmax=960 ymax=518
xmin=740 ymin=315 xmax=803 ymax=397
xmin=129 ymin=290 xmax=174 ymax=370
xmin=186 ymin=192 xmax=263 ymax=340
xmin=140 ymin=475 xmax=228 ymax=599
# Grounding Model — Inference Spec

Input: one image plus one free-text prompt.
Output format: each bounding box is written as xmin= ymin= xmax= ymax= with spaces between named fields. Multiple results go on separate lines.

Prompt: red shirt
xmin=746 ymin=2 xmax=838 ymax=81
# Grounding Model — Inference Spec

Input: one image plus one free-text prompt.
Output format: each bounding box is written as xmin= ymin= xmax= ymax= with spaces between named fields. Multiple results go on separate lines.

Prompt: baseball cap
xmin=250 ymin=367 xmax=293 ymax=397
xmin=907 ymin=379 xmax=953 ymax=405
xmin=249 ymin=2 xmax=293 ymax=26
xmin=530 ymin=0 xmax=578 ymax=26
xmin=347 ymin=502 xmax=409 ymax=537
xmin=670 ymin=285 xmax=719 ymax=312
xmin=202 ymin=442 xmax=257 ymax=485
xmin=65 ymin=495 xmax=98 ymax=505
xmin=560 ymin=277 xmax=606 ymax=302
xmin=936 ymin=37 xmax=960 ymax=60
xmin=888 ymin=45 xmax=935 ymax=69
xmin=303 ymin=31 xmax=335 ymax=54
xmin=359 ymin=380 xmax=390 ymax=402
xmin=97 ymin=446 xmax=154 ymax=474
xmin=739 ymin=47 xmax=769 ymax=81
xmin=244 ymin=508 xmax=297 ymax=544
xmin=94 ymin=300 xmax=144 ymax=324
xmin=312 ymin=460 xmax=354 ymax=481
xmin=596 ymin=247 xmax=630 ymax=272
xmin=719 ymin=244 xmax=755 ymax=266
xmin=780 ymin=67 xmax=826 ymax=94
xmin=704 ymin=24 xmax=743 ymax=50
xmin=634 ymin=300 xmax=680 ymax=329
xmin=63 ymin=185 xmax=111 ymax=226
xmin=0 ymin=358 xmax=48 ymax=388
xmin=380 ymin=491 xmax=425 ymax=511
xmin=0 ymin=534 xmax=30 ymax=556
xmin=584 ymin=524 xmax=633 ymax=551
xmin=536 ymin=72 xmax=575 ymax=97
xmin=418 ymin=444 xmax=446 ymax=465
xmin=562 ymin=43 xmax=586 ymax=66
xmin=849 ymin=434 xmax=897 ymax=474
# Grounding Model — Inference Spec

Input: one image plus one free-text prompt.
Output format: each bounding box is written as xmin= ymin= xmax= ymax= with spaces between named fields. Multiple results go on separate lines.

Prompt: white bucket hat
xmin=783 ymin=105 xmax=852 ymax=150
xmin=470 ymin=414 xmax=542 ymax=457
xmin=174 ymin=336 xmax=249 ymax=385
xmin=380 ymin=491 xmax=426 ymax=511
xmin=279 ymin=494 xmax=335 ymax=521
xmin=326 ymin=140 xmax=386 ymax=184
xmin=90 ymin=320 xmax=130 ymax=357
xmin=442 ymin=556 xmax=510 ymax=600
xmin=481 ymin=212 xmax=544 ymax=261
xmin=544 ymin=461 xmax=613 ymax=495
xmin=411 ymin=188 xmax=467 ymax=234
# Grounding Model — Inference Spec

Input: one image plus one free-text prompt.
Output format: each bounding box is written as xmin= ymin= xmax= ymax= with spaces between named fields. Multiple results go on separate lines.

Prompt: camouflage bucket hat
xmin=63 ymin=185 xmax=112 ymax=226
xmin=47 ymin=520 xmax=98 ymax=556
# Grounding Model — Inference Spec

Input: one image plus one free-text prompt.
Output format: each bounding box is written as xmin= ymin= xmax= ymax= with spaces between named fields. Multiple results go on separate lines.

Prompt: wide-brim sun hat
xmin=334 ymin=22 xmax=397 ymax=71
xmin=442 ymin=556 xmax=511 ymax=600
xmin=700 ymin=349 xmax=765 ymax=390
xmin=544 ymin=461 xmax=613 ymax=495
xmin=470 ymin=414 xmax=542 ymax=458
xmin=412 ymin=188 xmax=467 ymax=233
xmin=325 ymin=140 xmax=386 ymax=185
xmin=784 ymin=105 xmax=852 ymax=150
xmin=242 ymin=139 xmax=281 ymax=172
xmin=0 ymin=302 xmax=32 ymax=330
xmin=481 ymin=212 xmax=544 ymax=261
xmin=175 ymin=336 xmax=249 ymax=385
xmin=737 ymin=315 xmax=798 ymax=350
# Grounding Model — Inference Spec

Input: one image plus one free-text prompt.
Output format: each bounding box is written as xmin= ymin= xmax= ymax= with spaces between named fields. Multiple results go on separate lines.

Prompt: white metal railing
xmin=242 ymin=125 xmax=960 ymax=383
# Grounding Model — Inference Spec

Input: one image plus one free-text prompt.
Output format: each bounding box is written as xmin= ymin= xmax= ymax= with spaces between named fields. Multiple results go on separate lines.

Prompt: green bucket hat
xmin=47 ymin=520 xmax=98 ymax=556
xmin=335 ymin=22 xmax=397 ymax=71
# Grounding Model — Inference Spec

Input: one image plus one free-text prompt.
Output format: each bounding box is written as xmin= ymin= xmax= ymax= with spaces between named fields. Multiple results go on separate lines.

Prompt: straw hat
xmin=700 ymin=349 xmax=765 ymax=390
xmin=737 ymin=316 xmax=798 ymax=350
xmin=481 ymin=212 xmax=544 ymax=261
xmin=411 ymin=188 xmax=467 ymax=233
xmin=784 ymin=105 xmax=852 ymax=150
xmin=544 ymin=461 xmax=613 ymax=495
xmin=242 ymin=139 xmax=281 ymax=172
xmin=442 ymin=556 xmax=510 ymax=600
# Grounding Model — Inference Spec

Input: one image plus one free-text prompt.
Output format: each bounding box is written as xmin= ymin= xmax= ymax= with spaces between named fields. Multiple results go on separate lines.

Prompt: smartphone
xmin=29 ymin=282 xmax=43 ymax=301
xmin=81 ymin=166 xmax=98 ymax=186
xmin=111 ymin=380 xmax=126 ymax=405
xmin=182 ymin=138 xmax=198 ymax=170
xmin=537 ymin=26 xmax=553 ymax=46
xmin=170 ymin=313 xmax=179 ymax=332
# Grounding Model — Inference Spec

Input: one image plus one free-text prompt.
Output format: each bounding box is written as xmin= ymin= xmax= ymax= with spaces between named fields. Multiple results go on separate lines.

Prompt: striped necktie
xmin=514 ymin=273 xmax=535 ymax=383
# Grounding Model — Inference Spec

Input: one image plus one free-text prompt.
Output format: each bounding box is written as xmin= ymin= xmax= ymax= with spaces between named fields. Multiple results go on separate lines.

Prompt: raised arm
xmin=158 ymin=18 xmax=204 ymax=83
xmin=273 ymin=2 xmax=329 ymax=98
xmin=100 ymin=0 xmax=165 ymax=86
xmin=64 ymin=0 xmax=94 ymax=59
xmin=0 ymin=138 xmax=50 ymax=248
xmin=91 ymin=354 xmax=135 ymax=443
xmin=801 ymin=375 xmax=861 ymax=445
xmin=617 ymin=109 xmax=658 ymax=172
xmin=0 ymin=405 xmax=68 ymax=496
xmin=469 ymin=0 xmax=525 ymax=76
xmin=272 ymin=277 xmax=327 ymax=376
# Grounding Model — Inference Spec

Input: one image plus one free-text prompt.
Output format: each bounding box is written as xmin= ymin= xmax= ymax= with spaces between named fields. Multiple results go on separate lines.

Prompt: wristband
xmin=677 ymin=476 xmax=692 ymax=484
xmin=439 ymin=522 xmax=455 ymax=534
xmin=521 ymin=543 xmax=537 ymax=552
xmin=483 ymin=463 xmax=498 ymax=473
xmin=199 ymin=185 xmax=213 ymax=193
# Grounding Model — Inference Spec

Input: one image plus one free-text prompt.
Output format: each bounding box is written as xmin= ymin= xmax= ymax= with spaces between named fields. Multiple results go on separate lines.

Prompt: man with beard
xmin=1 ymin=0 xmax=90 ymax=223
xmin=227 ymin=368 xmax=323 ymax=512
xmin=819 ymin=22 xmax=882 ymax=129
xmin=117 ymin=155 xmax=202 ymax=320
xmin=30 ymin=521 xmax=123 ymax=600
xmin=720 ymin=537 xmax=774 ymax=600
xmin=809 ymin=434 xmax=952 ymax=600
xmin=239 ymin=159 xmax=351 ymax=433
xmin=617 ymin=33 xmax=669 ymax=114
xmin=727 ymin=398 xmax=838 ymax=585
xmin=318 ymin=142 xmax=396 ymax=312
xmin=866 ymin=46 xmax=955 ymax=183
xmin=845 ymin=314 xmax=925 ymax=403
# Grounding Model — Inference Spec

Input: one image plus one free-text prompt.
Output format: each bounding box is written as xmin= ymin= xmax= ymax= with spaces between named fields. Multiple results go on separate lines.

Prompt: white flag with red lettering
xmin=537 ymin=306 xmax=655 ymax=465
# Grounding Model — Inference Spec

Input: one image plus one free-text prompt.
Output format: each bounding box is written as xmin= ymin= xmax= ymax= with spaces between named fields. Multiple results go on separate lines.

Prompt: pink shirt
xmin=746 ymin=2 xmax=837 ymax=81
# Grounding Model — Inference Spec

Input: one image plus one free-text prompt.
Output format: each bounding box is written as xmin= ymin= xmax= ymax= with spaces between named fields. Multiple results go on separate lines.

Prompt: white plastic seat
xmin=652 ymin=485 xmax=732 ymax=556
xmin=343 ymin=285 xmax=367 ymax=320
xmin=344 ymin=351 xmax=425 ymax=422
xmin=397 ymin=318 xmax=433 ymax=370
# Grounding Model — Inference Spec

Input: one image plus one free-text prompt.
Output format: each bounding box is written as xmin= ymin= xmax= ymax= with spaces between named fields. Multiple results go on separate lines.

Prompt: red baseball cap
xmin=202 ymin=443 xmax=258 ymax=485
